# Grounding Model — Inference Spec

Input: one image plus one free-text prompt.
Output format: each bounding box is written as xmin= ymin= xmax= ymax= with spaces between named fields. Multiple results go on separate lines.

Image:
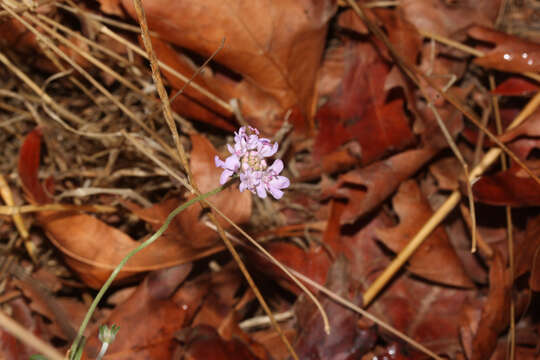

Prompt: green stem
xmin=69 ymin=184 xmax=225 ymax=358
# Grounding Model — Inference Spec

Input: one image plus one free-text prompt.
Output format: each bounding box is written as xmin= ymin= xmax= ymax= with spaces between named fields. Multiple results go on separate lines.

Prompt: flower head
xmin=215 ymin=126 xmax=290 ymax=199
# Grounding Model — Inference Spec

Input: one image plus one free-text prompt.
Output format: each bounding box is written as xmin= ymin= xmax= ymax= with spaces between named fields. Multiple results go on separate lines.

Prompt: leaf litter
xmin=1 ymin=1 xmax=540 ymax=359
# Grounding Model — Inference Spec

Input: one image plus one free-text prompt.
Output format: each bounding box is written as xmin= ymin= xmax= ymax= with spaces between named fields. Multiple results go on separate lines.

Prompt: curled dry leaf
xmin=17 ymin=129 xmax=226 ymax=288
xmin=469 ymin=25 xmax=540 ymax=73
xmin=376 ymin=180 xmax=474 ymax=288
xmin=118 ymin=0 xmax=336 ymax=135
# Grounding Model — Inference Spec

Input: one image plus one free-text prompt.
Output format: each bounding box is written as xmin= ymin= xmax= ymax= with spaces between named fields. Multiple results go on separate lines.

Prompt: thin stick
xmin=56 ymin=2 xmax=154 ymax=34
xmin=0 ymin=310 xmax=65 ymax=360
xmin=34 ymin=13 xmax=148 ymax=97
xmin=130 ymin=2 xmax=301 ymax=360
xmin=427 ymin=102 xmax=477 ymax=253
xmin=490 ymin=75 xmax=515 ymax=360
xmin=0 ymin=51 xmax=89 ymax=128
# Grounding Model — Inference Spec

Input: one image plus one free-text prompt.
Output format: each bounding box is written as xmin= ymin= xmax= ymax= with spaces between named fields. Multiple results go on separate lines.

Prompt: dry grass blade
xmin=0 ymin=203 xmax=117 ymax=215
xmin=490 ymin=74 xmax=516 ymax=360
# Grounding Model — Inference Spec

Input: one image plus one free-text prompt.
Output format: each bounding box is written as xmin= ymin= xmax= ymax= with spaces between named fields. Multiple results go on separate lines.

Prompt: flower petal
xmin=268 ymin=186 xmax=284 ymax=199
xmin=215 ymin=156 xmax=225 ymax=168
xmin=270 ymin=175 xmax=290 ymax=189
xmin=268 ymin=159 xmax=284 ymax=174
xmin=224 ymin=155 xmax=240 ymax=170
xmin=256 ymin=183 xmax=267 ymax=198
xmin=220 ymin=169 xmax=233 ymax=185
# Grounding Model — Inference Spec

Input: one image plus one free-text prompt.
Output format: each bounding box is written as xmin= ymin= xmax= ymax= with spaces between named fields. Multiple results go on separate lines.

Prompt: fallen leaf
xmin=84 ymin=264 xmax=193 ymax=359
xmin=401 ymin=0 xmax=501 ymax=38
xmin=499 ymin=107 xmax=540 ymax=144
xmin=119 ymin=0 xmax=336 ymax=135
xmin=472 ymin=162 xmax=540 ymax=207
xmin=18 ymin=129 xmax=224 ymax=288
xmin=515 ymin=214 xmax=540 ymax=291
xmin=294 ymin=256 xmax=376 ymax=360
xmin=491 ymin=77 xmax=539 ymax=96
xmin=470 ymin=252 xmax=511 ymax=360
xmin=469 ymin=26 xmax=540 ymax=73
xmin=314 ymin=40 xmax=415 ymax=164
xmin=175 ymin=325 xmax=267 ymax=360
xmin=327 ymin=146 xmax=438 ymax=225
xmin=376 ymin=180 xmax=474 ymax=288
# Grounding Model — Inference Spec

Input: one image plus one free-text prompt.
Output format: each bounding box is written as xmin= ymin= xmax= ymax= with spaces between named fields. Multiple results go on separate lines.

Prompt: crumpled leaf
xmin=469 ymin=26 xmax=540 ymax=73
xmin=327 ymin=146 xmax=438 ymax=225
xmin=376 ymin=180 xmax=474 ymax=288
xmin=17 ymin=129 xmax=225 ymax=288
xmin=472 ymin=162 xmax=540 ymax=207
xmin=117 ymin=0 xmax=336 ymax=135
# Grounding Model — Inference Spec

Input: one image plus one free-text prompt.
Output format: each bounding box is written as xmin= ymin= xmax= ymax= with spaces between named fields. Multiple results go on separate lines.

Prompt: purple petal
xmin=268 ymin=159 xmax=284 ymax=174
xmin=215 ymin=156 xmax=225 ymax=168
xmin=239 ymin=181 xmax=247 ymax=192
xmin=258 ymin=139 xmax=278 ymax=157
xmin=268 ymin=186 xmax=284 ymax=199
xmin=220 ymin=169 xmax=234 ymax=184
xmin=270 ymin=175 xmax=290 ymax=189
xmin=256 ymin=183 xmax=267 ymax=198
xmin=224 ymin=155 xmax=240 ymax=170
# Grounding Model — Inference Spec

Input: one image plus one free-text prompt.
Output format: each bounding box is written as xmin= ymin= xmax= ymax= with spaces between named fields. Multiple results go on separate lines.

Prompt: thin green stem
xmin=68 ymin=184 xmax=225 ymax=359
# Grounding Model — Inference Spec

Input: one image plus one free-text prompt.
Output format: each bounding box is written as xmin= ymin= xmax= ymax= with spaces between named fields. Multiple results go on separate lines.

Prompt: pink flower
xmin=215 ymin=126 xmax=290 ymax=199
